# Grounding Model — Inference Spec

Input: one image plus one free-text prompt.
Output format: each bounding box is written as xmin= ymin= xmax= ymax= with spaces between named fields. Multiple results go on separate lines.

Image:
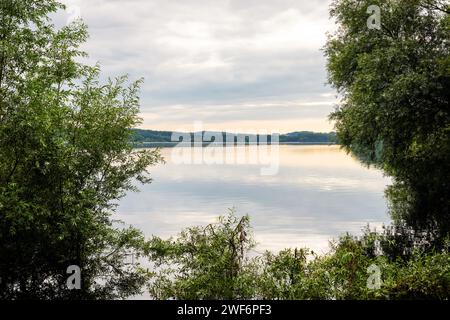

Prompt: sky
xmin=57 ymin=0 xmax=337 ymax=133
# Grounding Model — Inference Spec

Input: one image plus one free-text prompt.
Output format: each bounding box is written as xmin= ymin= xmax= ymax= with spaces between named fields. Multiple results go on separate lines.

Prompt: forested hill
xmin=131 ymin=129 xmax=337 ymax=144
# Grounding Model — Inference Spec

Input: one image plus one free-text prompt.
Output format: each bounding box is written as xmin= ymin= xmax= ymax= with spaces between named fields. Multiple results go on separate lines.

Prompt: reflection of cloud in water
xmin=117 ymin=146 xmax=391 ymax=253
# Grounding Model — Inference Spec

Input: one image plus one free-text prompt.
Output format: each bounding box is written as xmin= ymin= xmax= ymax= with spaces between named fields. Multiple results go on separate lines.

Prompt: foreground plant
xmin=147 ymin=210 xmax=260 ymax=299
xmin=146 ymin=212 xmax=450 ymax=300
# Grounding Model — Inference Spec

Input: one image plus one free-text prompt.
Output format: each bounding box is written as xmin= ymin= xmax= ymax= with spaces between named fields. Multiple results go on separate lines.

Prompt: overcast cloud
xmin=57 ymin=0 xmax=337 ymax=133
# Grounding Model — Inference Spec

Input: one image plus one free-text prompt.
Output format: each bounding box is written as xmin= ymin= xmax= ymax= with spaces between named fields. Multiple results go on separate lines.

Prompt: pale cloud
xmin=56 ymin=0 xmax=337 ymax=132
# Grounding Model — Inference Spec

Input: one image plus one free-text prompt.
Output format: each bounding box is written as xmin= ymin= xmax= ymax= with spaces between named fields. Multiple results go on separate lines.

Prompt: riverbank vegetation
xmin=146 ymin=211 xmax=450 ymax=300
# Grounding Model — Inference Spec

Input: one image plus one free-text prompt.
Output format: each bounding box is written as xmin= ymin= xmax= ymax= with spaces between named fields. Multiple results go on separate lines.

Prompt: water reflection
xmin=117 ymin=145 xmax=391 ymax=254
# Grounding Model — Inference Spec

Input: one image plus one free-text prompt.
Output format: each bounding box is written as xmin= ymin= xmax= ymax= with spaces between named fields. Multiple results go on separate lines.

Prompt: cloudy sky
xmin=58 ymin=0 xmax=337 ymax=133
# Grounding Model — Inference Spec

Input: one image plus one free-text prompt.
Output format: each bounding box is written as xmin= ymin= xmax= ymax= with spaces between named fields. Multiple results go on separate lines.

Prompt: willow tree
xmin=325 ymin=0 xmax=450 ymax=243
xmin=0 ymin=0 xmax=161 ymax=299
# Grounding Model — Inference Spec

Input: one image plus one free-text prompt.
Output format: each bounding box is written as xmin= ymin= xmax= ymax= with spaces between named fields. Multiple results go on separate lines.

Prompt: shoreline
xmin=133 ymin=142 xmax=339 ymax=148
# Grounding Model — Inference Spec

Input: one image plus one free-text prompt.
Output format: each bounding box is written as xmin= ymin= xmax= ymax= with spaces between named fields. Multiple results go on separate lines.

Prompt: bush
xmin=146 ymin=212 xmax=450 ymax=300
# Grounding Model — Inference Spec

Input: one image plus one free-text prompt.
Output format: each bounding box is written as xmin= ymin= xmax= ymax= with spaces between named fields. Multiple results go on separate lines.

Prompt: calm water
xmin=117 ymin=145 xmax=391 ymax=254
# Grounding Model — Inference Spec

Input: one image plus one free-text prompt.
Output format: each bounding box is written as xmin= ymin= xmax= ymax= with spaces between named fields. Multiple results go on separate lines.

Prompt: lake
xmin=117 ymin=145 xmax=391 ymax=254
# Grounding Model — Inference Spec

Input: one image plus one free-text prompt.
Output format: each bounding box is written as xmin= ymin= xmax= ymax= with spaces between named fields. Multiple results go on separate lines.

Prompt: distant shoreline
xmin=133 ymin=141 xmax=339 ymax=148
xmin=131 ymin=129 xmax=338 ymax=148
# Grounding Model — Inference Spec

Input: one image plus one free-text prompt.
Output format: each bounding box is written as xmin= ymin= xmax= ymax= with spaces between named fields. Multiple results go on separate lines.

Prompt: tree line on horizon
xmin=131 ymin=129 xmax=338 ymax=144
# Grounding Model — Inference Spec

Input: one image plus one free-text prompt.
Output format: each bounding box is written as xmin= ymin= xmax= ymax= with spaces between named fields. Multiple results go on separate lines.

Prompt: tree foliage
xmin=147 ymin=212 xmax=450 ymax=300
xmin=147 ymin=210 xmax=259 ymax=299
xmin=0 ymin=0 xmax=162 ymax=299
xmin=325 ymin=0 xmax=450 ymax=240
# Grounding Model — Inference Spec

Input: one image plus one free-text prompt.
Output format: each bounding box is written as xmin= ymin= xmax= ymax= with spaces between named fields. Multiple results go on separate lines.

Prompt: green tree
xmin=325 ymin=0 xmax=450 ymax=241
xmin=0 ymin=0 xmax=161 ymax=299
xmin=147 ymin=210 xmax=260 ymax=299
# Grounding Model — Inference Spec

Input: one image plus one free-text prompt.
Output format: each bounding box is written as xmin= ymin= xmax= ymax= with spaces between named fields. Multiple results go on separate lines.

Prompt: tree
xmin=324 ymin=0 xmax=450 ymax=242
xmin=147 ymin=210 xmax=259 ymax=299
xmin=0 ymin=0 xmax=162 ymax=299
